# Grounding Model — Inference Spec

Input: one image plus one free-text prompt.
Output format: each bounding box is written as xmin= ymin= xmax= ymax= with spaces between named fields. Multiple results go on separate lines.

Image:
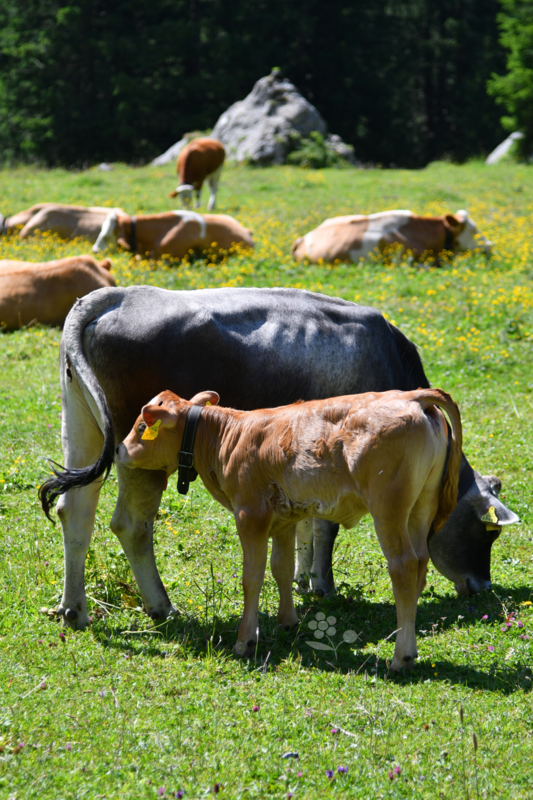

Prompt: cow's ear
xmin=142 ymin=404 xmax=177 ymax=429
xmin=117 ymin=237 xmax=131 ymax=251
xmin=475 ymin=495 xmax=520 ymax=527
xmin=444 ymin=214 xmax=461 ymax=229
xmin=168 ymin=190 xmax=178 ymax=198
xmin=189 ymin=390 xmax=220 ymax=407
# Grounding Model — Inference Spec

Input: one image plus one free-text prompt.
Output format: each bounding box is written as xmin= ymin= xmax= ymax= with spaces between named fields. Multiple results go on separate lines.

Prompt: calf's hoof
xmin=295 ymin=578 xmax=310 ymax=594
xmin=233 ymin=638 xmax=257 ymax=658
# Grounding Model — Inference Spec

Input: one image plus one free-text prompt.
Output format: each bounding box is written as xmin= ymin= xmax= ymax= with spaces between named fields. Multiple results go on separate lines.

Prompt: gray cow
xmin=40 ymin=286 xmax=518 ymax=630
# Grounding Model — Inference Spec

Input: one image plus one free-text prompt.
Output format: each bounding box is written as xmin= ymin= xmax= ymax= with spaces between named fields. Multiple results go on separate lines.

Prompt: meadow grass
xmin=0 ymin=161 xmax=532 ymax=799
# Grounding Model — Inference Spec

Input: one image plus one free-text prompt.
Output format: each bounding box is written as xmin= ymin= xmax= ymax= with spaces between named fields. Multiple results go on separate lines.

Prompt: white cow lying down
xmin=0 ymin=204 xmax=125 ymax=243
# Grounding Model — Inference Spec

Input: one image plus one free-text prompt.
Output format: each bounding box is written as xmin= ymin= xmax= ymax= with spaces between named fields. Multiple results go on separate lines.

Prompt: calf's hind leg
xmin=110 ymin=463 xmax=175 ymax=621
xmin=234 ymin=505 xmax=271 ymax=657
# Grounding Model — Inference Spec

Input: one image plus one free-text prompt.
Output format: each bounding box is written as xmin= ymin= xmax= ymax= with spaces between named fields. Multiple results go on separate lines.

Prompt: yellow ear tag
xmin=206 ymin=401 xmax=212 ymax=406
xmin=141 ymin=419 xmax=162 ymax=441
xmin=481 ymin=506 xmax=498 ymax=524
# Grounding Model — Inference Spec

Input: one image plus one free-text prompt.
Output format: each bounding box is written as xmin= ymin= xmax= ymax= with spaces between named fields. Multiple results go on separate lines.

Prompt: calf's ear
xmin=142 ymin=404 xmax=177 ymax=429
xmin=189 ymin=390 xmax=220 ymax=407
xmin=475 ymin=494 xmax=520 ymax=527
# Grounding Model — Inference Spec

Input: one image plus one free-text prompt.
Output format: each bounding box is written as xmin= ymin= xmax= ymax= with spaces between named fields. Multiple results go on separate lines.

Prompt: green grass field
xmin=0 ymin=161 xmax=532 ymax=799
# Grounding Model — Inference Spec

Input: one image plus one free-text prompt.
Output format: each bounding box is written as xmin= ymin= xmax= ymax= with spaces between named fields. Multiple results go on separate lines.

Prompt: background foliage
xmin=0 ymin=0 xmax=508 ymax=167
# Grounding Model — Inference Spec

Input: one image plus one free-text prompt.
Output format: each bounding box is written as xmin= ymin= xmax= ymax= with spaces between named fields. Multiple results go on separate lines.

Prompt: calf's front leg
xmin=271 ymin=526 xmax=299 ymax=630
xmin=234 ymin=505 xmax=271 ymax=657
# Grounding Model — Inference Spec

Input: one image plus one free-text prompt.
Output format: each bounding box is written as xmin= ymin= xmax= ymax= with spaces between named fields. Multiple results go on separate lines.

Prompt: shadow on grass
xmin=87 ymin=582 xmax=533 ymax=695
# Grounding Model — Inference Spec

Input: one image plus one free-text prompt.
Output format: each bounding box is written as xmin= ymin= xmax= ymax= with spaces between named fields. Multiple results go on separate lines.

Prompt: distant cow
xmin=168 ymin=138 xmax=225 ymax=211
xmin=0 ymin=204 xmax=125 ymax=243
xmin=0 ymin=255 xmax=115 ymax=330
xmin=291 ymin=210 xmax=492 ymax=264
xmin=92 ymin=209 xmax=253 ymax=259
xmin=117 ymin=387 xmax=462 ymax=670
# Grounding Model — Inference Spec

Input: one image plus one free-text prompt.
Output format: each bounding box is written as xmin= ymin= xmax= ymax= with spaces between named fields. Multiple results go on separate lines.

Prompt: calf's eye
xmin=138 ymin=423 xmax=147 ymax=434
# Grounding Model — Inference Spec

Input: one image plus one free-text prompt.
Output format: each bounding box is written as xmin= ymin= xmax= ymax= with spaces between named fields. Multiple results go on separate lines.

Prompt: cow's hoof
xmin=391 ymin=654 xmax=416 ymax=672
xmin=234 ymin=639 xmax=256 ymax=658
xmin=57 ymin=606 xmax=89 ymax=630
xmin=295 ymin=578 xmax=310 ymax=595
xmin=314 ymin=588 xmax=325 ymax=599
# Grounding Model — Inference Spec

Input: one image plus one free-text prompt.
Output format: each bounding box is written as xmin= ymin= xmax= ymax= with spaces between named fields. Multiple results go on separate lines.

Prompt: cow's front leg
xmin=310 ymin=519 xmax=339 ymax=597
xmin=375 ymin=520 xmax=419 ymax=671
xmin=234 ymin=505 xmax=271 ymax=657
xmin=294 ymin=518 xmax=314 ymax=591
xmin=271 ymin=526 xmax=299 ymax=630
xmin=110 ymin=463 xmax=174 ymax=621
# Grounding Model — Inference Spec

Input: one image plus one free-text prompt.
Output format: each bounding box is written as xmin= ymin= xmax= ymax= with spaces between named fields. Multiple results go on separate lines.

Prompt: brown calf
xmin=0 ymin=255 xmax=114 ymax=330
xmin=1 ymin=203 xmax=125 ymax=243
xmin=291 ymin=209 xmax=492 ymax=264
xmin=117 ymin=387 xmax=462 ymax=671
xmin=93 ymin=209 xmax=253 ymax=259
xmin=168 ymin=138 xmax=226 ymax=211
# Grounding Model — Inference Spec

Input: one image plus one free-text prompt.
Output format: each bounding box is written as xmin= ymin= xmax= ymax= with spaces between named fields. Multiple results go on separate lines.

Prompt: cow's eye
xmin=138 ymin=423 xmax=147 ymax=434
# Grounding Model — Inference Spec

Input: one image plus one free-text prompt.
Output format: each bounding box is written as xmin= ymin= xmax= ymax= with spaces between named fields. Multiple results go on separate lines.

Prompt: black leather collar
xmin=129 ymin=216 xmax=137 ymax=253
xmin=444 ymin=224 xmax=455 ymax=251
xmin=177 ymin=404 xmax=203 ymax=495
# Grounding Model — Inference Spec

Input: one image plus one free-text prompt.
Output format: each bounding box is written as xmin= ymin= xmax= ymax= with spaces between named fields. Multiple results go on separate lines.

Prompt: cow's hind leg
xmin=374 ymin=516 xmax=420 ymax=671
xmin=271 ymin=525 xmax=299 ymax=630
xmin=56 ymin=376 xmax=105 ymax=629
xmin=110 ymin=463 xmax=175 ymax=621
xmin=310 ymin=519 xmax=339 ymax=597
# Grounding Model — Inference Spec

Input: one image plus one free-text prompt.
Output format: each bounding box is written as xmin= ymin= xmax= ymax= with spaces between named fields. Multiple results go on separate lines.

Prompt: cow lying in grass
xmin=93 ymin=209 xmax=253 ymax=259
xmin=117 ymin=387 xmax=462 ymax=671
xmin=291 ymin=209 xmax=492 ymax=264
xmin=0 ymin=204 xmax=125 ymax=243
xmin=0 ymin=255 xmax=115 ymax=330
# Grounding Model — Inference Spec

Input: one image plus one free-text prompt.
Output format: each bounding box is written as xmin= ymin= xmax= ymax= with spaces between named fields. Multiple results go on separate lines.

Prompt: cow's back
xmin=0 ymin=257 xmax=115 ymax=330
xmin=77 ymin=286 xmax=428 ymax=439
xmin=177 ymin=138 xmax=225 ymax=186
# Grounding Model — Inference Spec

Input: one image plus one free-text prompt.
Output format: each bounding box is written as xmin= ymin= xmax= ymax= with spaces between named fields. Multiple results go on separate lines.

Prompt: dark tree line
xmin=0 ymin=0 xmax=507 ymax=167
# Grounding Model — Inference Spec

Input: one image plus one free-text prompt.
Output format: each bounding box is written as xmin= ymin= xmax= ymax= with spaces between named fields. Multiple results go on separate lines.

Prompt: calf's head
xmin=116 ymin=389 xmax=219 ymax=474
xmin=169 ymin=184 xmax=194 ymax=207
xmin=428 ymin=470 xmax=519 ymax=595
xmin=93 ymin=209 xmax=121 ymax=253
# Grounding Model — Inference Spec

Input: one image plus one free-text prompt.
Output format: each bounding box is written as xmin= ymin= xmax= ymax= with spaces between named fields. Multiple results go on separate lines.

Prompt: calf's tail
xmin=416 ymin=388 xmax=463 ymax=531
xmin=39 ymin=290 xmax=118 ymax=521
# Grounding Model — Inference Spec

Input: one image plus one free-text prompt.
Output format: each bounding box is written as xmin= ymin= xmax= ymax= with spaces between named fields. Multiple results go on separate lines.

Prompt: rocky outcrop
xmin=211 ymin=69 xmax=354 ymax=165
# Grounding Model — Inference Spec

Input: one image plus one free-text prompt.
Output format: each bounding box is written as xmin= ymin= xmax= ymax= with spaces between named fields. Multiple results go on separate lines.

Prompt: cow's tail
xmin=416 ymin=388 xmax=463 ymax=532
xmin=39 ymin=289 xmax=119 ymax=521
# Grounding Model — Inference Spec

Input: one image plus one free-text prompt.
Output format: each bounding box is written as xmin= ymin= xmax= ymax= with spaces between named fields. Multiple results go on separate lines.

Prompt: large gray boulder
xmin=212 ymin=70 xmax=344 ymax=165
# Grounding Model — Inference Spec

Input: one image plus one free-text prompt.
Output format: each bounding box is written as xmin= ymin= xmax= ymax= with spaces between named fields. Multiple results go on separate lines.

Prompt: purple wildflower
xmin=330 ymin=727 xmax=338 ymax=734
xmin=59 ymin=632 xmax=65 ymax=642
xmin=337 ymin=766 xmax=348 ymax=774
xmin=66 ymin=743 xmax=72 ymax=751
xmin=501 ymin=626 xmax=507 ymax=632
xmin=176 ymin=792 xmax=184 ymax=799
xmin=488 ymin=645 xmax=495 ymax=652
xmin=482 ymin=614 xmax=488 ymax=620
xmin=157 ymin=788 xmax=165 ymax=796
xmin=252 ymin=705 xmax=259 ymax=712
xmin=326 ymin=770 xmax=334 ymax=779
xmin=297 ymin=771 xmax=303 ymax=778
xmin=393 ymin=765 xmax=401 ymax=775
xmin=388 ymin=771 xmax=394 ymax=780
xmin=44 ymin=561 xmax=49 ymax=567
xmin=40 ymin=680 xmax=47 ymax=690
xmin=517 ymin=620 xmax=523 ymax=628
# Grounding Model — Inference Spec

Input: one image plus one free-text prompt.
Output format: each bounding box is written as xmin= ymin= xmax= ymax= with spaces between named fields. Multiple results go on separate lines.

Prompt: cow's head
xmin=93 ymin=209 xmax=121 ymax=253
xmin=291 ymin=236 xmax=306 ymax=261
xmin=116 ymin=389 xmax=220 ymax=475
xmin=168 ymin=184 xmax=194 ymax=207
xmin=428 ymin=469 xmax=519 ymax=595
xmin=447 ymin=210 xmax=492 ymax=254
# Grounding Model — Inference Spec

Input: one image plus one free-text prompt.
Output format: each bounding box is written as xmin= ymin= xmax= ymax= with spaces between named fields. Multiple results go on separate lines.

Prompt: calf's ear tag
xmin=481 ymin=506 xmax=498 ymax=524
xmin=141 ymin=419 xmax=162 ymax=440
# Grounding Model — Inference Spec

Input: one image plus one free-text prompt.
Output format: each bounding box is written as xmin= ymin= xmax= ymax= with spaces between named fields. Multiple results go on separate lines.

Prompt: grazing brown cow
xmin=117 ymin=386 xmax=462 ymax=671
xmin=0 ymin=256 xmax=115 ymax=330
xmin=92 ymin=209 xmax=253 ymax=259
xmin=168 ymin=138 xmax=225 ymax=211
xmin=291 ymin=209 xmax=492 ymax=264
xmin=0 ymin=204 xmax=125 ymax=243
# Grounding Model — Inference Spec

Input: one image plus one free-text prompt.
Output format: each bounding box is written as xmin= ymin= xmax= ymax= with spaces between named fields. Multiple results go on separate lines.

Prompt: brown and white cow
xmin=92 ymin=209 xmax=253 ymax=259
xmin=117 ymin=386 xmax=462 ymax=671
xmin=0 ymin=255 xmax=115 ymax=330
xmin=168 ymin=138 xmax=225 ymax=211
xmin=291 ymin=209 xmax=492 ymax=264
xmin=0 ymin=204 xmax=125 ymax=243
